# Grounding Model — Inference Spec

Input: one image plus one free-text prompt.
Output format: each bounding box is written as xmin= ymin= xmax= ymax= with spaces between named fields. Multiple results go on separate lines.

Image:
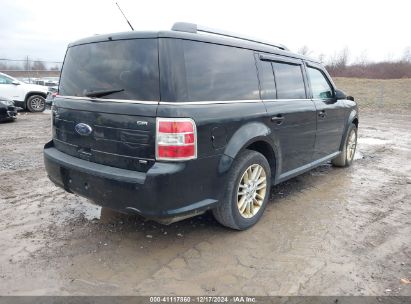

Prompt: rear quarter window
xmin=59 ymin=39 xmax=159 ymax=101
xmin=258 ymin=61 xmax=277 ymax=100
xmin=183 ymin=41 xmax=259 ymax=101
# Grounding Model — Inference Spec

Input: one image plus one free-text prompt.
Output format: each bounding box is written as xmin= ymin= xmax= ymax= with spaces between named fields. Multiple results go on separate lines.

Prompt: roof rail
xmin=171 ymin=22 xmax=289 ymax=51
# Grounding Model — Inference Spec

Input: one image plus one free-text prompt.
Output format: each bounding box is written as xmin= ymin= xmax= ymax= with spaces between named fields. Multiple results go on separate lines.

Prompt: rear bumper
xmin=43 ymin=141 xmax=224 ymax=221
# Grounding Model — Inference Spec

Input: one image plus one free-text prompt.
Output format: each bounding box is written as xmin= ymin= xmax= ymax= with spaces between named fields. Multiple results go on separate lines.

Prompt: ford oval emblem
xmin=75 ymin=123 xmax=93 ymax=136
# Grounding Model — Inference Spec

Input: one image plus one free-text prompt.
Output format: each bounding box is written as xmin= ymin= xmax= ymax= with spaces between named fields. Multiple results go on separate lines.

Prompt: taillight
xmin=156 ymin=118 xmax=197 ymax=161
xmin=51 ymin=105 xmax=57 ymax=138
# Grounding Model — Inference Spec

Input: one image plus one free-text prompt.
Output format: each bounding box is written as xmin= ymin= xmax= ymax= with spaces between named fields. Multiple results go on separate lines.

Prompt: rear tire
xmin=332 ymin=123 xmax=357 ymax=167
xmin=213 ymin=150 xmax=271 ymax=230
xmin=26 ymin=95 xmax=46 ymax=112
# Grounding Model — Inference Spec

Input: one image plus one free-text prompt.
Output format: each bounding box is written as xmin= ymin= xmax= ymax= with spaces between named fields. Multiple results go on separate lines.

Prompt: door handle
xmin=318 ymin=110 xmax=326 ymax=118
xmin=271 ymin=115 xmax=284 ymax=125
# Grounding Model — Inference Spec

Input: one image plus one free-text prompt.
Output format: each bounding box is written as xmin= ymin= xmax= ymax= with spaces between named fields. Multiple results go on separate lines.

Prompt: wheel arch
xmin=339 ymin=110 xmax=359 ymax=151
xmin=352 ymin=117 xmax=359 ymax=128
xmin=244 ymin=140 xmax=276 ymax=179
xmin=25 ymin=91 xmax=47 ymax=103
xmin=218 ymin=122 xmax=279 ymax=180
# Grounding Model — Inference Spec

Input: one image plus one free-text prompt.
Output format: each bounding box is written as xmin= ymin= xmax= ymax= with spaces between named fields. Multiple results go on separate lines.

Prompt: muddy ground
xmin=0 ymin=110 xmax=410 ymax=296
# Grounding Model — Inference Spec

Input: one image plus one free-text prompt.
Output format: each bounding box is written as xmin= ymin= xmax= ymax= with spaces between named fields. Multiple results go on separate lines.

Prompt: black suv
xmin=44 ymin=22 xmax=358 ymax=230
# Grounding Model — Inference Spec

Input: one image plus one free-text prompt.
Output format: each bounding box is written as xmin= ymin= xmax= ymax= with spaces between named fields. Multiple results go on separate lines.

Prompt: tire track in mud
xmin=131 ymin=121 xmax=411 ymax=296
xmin=0 ymin=112 xmax=410 ymax=295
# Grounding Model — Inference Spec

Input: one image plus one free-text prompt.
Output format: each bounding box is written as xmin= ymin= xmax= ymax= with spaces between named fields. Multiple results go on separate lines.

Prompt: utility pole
xmin=26 ymin=56 xmax=31 ymax=81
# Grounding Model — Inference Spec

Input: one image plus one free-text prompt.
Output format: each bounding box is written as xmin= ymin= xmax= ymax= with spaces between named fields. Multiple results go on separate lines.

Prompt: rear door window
xmin=272 ymin=62 xmax=306 ymax=99
xmin=59 ymin=39 xmax=159 ymax=101
xmin=183 ymin=41 xmax=259 ymax=101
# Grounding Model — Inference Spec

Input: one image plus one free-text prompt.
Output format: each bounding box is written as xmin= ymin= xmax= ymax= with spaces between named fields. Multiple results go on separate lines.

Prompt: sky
xmin=0 ymin=0 xmax=410 ymax=65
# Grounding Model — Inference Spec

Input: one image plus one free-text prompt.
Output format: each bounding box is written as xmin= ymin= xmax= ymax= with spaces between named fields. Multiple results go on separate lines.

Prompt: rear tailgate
xmin=52 ymin=98 xmax=158 ymax=172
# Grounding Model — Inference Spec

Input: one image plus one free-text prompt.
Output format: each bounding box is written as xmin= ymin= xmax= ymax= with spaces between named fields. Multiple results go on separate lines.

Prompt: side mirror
xmin=335 ymin=89 xmax=346 ymax=100
xmin=11 ymin=80 xmax=20 ymax=85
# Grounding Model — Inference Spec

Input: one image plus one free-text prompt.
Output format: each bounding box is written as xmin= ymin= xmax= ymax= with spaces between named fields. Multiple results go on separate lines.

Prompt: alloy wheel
xmin=30 ymin=97 xmax=45 ymax=111
xmin=346 ymin=130 xmax=357 ymax=161
xmin=237 ymin=164 xmax=267 ymax=218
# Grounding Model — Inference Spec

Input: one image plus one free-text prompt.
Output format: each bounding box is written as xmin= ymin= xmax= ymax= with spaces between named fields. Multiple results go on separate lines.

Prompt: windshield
xmin=59 ymin=39 xmax=159 ymax=101
xmin=0 ymin=73 xmax=17 ymax=84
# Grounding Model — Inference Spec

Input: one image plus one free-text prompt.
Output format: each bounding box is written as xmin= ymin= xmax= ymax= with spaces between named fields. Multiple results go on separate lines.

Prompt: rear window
xmin=272 ymin=62 xmax=306 ymax=99
xmin=59 ymin=39 xmax=159 ymax=101
xmin=183 ymin=41 xmax=259 ymax=101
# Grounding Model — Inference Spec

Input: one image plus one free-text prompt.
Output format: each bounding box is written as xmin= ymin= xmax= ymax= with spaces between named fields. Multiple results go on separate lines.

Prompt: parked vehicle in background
xmin=0 ymin=72 xmax=48 ymax=112
xmin=45 ymin=91 xmax=58 ymax=109
xmin=17 ymin=77 xmax=35 ymax=84
xmin=43 ymin=77 xmax=60 ymax=108
xmin=0 ymin=97 xmax=18 ymax=122
xmin=44 ymin=22 xmax=358 ymax=230
xmin=33 ymin=77 xmax=59 ymax=92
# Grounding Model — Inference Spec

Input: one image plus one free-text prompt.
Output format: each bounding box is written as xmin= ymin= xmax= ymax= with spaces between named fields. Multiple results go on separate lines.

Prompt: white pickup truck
xmin=0 ymin=72 xmax=48 ymax=112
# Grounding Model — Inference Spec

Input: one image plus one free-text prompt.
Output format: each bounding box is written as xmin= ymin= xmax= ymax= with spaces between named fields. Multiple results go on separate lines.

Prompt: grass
xmin=333 ymin=77 xmax=411 ymax=111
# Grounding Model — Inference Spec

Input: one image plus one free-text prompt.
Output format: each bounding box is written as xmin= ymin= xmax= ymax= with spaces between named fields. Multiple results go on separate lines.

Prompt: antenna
xmin=115 ymin=2 xmax=134 ymax=31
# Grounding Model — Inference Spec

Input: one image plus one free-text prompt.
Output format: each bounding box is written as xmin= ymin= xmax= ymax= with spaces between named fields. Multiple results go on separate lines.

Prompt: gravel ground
xmin=0 ymin=111 xmax=410 ymax=296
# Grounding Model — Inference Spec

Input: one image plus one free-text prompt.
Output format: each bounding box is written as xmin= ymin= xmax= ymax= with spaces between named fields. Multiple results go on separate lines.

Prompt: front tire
xmin=213 ymin=150 xmax=271 ymax=230
xmin=26 ymin=95 xmax=46 ymax=112
xmin=332 ymin=123 xmax=357 ymax=167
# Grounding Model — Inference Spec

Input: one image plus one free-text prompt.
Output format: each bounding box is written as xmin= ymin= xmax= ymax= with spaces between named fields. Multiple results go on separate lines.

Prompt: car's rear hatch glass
xmin=59 ymin=38 xmax=159 ymax=101
xmin=54 ymin=38 xmax=159 ymax=172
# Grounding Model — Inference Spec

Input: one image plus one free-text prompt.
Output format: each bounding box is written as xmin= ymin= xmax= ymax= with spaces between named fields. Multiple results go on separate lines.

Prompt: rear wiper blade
xmin=85 ymin=88 xmax=124 ymax=98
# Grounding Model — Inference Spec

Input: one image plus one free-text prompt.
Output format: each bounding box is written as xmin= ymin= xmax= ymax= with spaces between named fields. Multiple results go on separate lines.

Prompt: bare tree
xmin=50 ymin=64 xmax=61 ymax=71
xmin=326 ymin=47 xmax=350 ymax=76
xmin=32 ymin=60 xmax=46 ymax=70
xmin=336 ymin=47 xmax=349 ymax=68
xmin=0 ymin=61 xmax=24 ymax=70
xmin=355 ymin=50 xmax=369 ymax=66
xmin=318 ymin=53 xmax=326 ymax=64
xmin=384 ymin=52 xmax=395 ymax=62
xmin=297 ymin=45 xmax=312 ymax=56
xmin=8 ymin=64 xmax=24 ymax=70
xmin=402 ymin=46 xmax=411 ymax=62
